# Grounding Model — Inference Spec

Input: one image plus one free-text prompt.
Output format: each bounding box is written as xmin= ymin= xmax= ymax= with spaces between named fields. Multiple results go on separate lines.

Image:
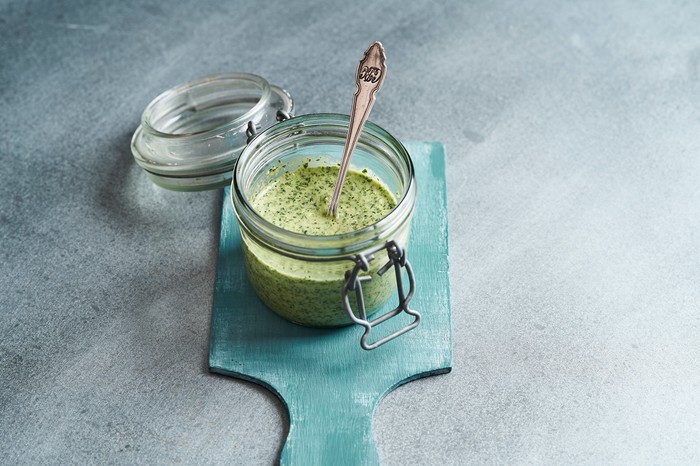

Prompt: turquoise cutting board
xmin=209 ymin=142 xmax=452 ymax=465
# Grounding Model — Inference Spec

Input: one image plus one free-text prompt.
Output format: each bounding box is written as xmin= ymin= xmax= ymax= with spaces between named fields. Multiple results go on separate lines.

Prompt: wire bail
xmin=342 ymin=240 xmax=421 ymax=350
xmin=246 ymin=110 xmax=292 ymax=144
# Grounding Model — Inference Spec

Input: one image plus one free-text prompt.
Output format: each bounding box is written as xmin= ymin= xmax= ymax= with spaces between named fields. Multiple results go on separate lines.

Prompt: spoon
xmin=327 ymin=42 xmax=387 ymax=217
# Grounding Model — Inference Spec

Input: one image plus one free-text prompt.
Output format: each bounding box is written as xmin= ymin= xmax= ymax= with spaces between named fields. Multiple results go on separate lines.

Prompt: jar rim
xmin=232 ymin=113 xmax=416 ymax=259
xmin=139 ymin=72 xmax=273 ymax=139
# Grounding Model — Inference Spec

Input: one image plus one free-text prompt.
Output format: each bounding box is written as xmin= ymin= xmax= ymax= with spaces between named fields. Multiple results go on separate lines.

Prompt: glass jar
xmin=131 ymin=73 xmax=293 ymax=191
xmin=232 ymin=114 xmax=417 ymax=329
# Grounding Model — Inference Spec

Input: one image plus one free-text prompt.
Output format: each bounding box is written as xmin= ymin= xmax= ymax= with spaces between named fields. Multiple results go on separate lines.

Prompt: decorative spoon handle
xmin=328 ymin=42 xmax=387 ymax=217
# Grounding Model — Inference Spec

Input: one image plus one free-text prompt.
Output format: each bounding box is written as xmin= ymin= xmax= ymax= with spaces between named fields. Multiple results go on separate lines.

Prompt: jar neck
xmin=231 ymin=114 xmax=416 ymax=260
xmin=234 ymin=182 xmax=416 ymax=261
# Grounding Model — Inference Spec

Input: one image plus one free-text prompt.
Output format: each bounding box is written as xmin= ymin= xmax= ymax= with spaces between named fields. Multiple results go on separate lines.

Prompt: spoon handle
xmin=328 ymin=42 xmax=387 ymax=217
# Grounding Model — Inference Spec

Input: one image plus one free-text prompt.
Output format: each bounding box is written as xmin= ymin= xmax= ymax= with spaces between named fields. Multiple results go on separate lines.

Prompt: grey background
xmin=2 ymin=0 xmax=699 ymax=464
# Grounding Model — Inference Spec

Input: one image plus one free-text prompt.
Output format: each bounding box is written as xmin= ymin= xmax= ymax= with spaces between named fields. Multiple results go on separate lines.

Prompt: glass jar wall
xmin=231 ymin=114 xmax=416 ymax=327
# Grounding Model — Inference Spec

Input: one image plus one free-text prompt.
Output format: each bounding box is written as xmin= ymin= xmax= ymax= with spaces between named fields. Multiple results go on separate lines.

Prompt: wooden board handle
xmin=279 ymin=390 xmax=380 ymax=466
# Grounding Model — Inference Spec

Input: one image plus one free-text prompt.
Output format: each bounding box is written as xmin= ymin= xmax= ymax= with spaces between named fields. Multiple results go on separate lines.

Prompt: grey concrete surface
xmin=2 ymin=0 xmax=700 ymax=464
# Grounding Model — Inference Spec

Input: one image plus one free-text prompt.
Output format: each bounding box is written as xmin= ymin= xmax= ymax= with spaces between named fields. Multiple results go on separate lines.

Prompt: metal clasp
xmin=342 ymin=240 xmax=421 ymax=350
xmin=246 ymin=110 xmax=292 ymax=144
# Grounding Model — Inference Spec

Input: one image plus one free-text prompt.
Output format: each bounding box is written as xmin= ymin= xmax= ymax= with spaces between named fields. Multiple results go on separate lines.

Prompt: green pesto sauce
xmin=251 ymin=165 xmax=396 ymax=235
xmin=242 ymin=164 xmax=400 ymax=327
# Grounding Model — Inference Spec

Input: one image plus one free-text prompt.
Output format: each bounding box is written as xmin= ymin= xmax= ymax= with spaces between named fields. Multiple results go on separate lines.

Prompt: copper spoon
xmin=327 ymin=42 xmax=387 ymax=217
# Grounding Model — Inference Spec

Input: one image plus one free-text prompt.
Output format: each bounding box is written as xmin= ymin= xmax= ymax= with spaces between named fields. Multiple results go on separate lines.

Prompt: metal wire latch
xmin=246 ymin=110 xmax=292 ymax=144
xmin=342 ymin=240 xmax=421 ymax=350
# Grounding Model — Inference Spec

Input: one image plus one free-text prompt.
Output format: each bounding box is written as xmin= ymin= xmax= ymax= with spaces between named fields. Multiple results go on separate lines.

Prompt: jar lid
xmin=130 ymin=73 xmax=294 ymax=191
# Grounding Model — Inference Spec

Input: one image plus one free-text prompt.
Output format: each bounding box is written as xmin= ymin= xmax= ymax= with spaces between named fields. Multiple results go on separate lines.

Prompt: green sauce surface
xmin=251 ymin=165 xmax=396 ymax=235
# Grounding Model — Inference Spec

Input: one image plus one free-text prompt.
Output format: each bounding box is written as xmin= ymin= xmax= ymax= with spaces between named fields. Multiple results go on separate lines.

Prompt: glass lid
xmin=130 ymin=73 xmax=294 ymax=191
